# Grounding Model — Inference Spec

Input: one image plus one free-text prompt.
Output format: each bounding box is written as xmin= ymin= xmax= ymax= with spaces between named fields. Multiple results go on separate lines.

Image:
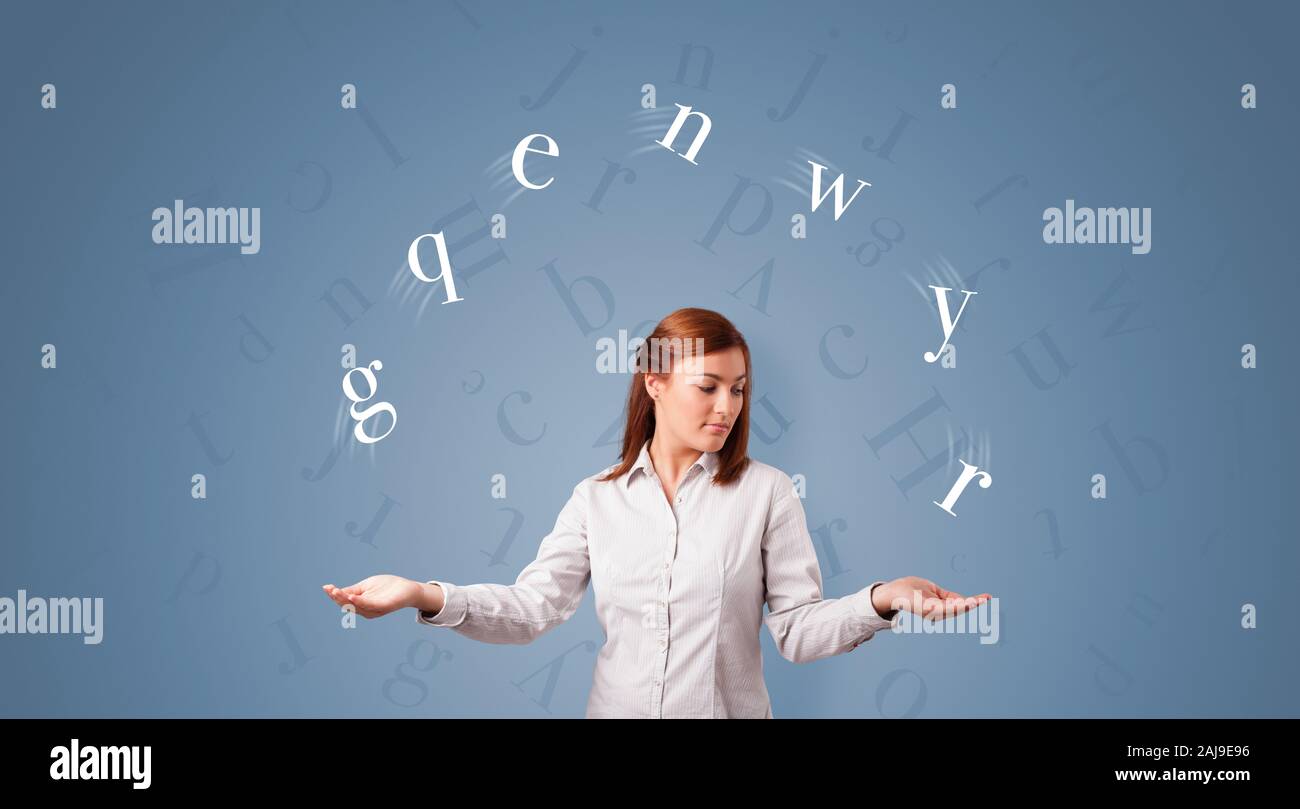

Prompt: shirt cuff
xmin=848 ymin=581 xmax=898 ymax=634
xmin=415 ymin=580 xmax=467 ymax=627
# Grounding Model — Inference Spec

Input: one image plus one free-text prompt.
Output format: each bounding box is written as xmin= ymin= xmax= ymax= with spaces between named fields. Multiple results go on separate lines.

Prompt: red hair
xmin=597 ymin=307 xmax=752 ymax=487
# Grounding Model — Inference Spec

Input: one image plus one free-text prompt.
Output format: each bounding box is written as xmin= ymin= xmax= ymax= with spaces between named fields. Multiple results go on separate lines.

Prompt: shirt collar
xmin=625 ymin=438 xmax=719 ymax=488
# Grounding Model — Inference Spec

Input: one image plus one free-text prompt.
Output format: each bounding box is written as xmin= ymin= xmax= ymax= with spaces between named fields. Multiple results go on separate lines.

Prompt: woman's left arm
xmin=760 ymin=476 xmax=898 ymax=664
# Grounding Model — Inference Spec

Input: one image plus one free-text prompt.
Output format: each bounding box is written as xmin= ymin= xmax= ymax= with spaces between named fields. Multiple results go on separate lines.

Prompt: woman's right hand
xmin=321 ymin=575 xmax=431 ymax=619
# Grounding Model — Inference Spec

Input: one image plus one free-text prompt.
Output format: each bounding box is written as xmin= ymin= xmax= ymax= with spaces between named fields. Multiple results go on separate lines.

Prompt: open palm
xmin=878 ymin=576 xmax=991 ymax=621
xmin=322 ymin=575 xmax=421 ymax=619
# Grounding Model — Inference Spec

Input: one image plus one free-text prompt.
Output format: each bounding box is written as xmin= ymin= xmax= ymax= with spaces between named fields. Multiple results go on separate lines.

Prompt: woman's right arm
xmin=413 ymin=480 xmax=593 ymax=644
xmin=325 ymin=480 xmax=593 ymax=645
xmin=413 ymin=582 xmax=445 ymax=616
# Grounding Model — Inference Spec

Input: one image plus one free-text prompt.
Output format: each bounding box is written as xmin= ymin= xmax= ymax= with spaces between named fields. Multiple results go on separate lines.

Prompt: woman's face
xmin=645 ymin=346 xmax=746 ymax=452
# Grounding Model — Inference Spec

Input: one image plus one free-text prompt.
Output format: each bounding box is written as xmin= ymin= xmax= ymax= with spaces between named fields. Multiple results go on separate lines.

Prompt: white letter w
xmin=808 ymin=160 xmax=871 ymax=221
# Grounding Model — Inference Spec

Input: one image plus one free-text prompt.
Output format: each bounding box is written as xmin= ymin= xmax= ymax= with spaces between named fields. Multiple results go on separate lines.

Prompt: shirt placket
xmin=649 ymin=468 xmax=692 ymax=719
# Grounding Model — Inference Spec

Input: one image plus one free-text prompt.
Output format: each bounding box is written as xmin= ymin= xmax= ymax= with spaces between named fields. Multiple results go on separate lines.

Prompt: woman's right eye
xmin=698 ymin=386 xmax=715 ymax=393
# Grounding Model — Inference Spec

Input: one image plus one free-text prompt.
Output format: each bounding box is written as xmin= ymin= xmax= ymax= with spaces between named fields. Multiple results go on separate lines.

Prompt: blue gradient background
xmin=2 ymin=0 xmax=1296 ymax=717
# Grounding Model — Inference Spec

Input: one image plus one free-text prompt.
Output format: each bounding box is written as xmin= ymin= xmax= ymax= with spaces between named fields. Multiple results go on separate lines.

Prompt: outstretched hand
xmin=872 ymin=576 xmax=991 ymax=621
xmin=322 ymin=575 xmax=424 ymax=619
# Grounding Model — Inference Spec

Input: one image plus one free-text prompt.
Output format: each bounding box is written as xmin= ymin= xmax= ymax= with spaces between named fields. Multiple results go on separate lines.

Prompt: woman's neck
xmin=648 ymin=433 xmax=705 ymax=489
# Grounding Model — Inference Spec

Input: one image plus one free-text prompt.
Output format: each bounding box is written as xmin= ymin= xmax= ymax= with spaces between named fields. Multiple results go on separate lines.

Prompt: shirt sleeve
xmin=414 ymin=480 xmax=592 ymax=645
xmin=761 ymin=474 xmax=897 ymax=663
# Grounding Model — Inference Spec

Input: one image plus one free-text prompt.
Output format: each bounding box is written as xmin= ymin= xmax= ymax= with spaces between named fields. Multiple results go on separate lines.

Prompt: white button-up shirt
xmin=417 ymin=438 xmax=898 ymax=718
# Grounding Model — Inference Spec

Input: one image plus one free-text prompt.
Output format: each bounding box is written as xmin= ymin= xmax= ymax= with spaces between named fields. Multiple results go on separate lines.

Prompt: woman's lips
xmin=705 ymin=424 xmax=728 ymax=433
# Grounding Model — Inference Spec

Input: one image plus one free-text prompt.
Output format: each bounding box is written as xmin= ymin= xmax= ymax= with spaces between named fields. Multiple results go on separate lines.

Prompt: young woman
xmin=323 ymin=307 xmax=991 ymax=718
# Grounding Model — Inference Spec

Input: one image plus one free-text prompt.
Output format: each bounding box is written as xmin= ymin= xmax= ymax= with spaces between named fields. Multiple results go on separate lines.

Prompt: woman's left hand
xmin=872 ymin=576 xmax=991 ymax=620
